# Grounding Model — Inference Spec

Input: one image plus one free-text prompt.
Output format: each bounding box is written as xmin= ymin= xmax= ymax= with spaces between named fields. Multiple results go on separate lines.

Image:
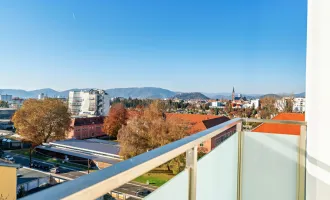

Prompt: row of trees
xmin=112 ymin=97 xmax=153 ymax=108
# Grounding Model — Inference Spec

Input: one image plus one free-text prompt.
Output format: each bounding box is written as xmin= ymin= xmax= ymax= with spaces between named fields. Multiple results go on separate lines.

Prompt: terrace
xmin=22 ymin=118 xmax=308 ymax=200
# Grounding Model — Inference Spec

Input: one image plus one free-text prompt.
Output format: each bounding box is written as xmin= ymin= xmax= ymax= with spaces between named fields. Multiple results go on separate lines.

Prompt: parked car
xmin=4 ymin=155 xmax=15 ymax=163
xmin=31 ymin=161 xmax=51 ymax=170
xmin=31 ymin=161 xmax=41 ymax=168
xmin=135 ymin=189 xmax=151 ymax=197
xmin=50 ymin=167 xmax=60 ymax=174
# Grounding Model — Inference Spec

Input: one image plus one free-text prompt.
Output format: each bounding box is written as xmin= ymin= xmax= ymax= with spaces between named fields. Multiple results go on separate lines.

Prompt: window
xmin=200 ymin=142 xmax=204 ymax=147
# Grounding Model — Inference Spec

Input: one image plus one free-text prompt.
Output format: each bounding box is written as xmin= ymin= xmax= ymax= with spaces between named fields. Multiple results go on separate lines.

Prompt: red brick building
xmin=67 ymin=117 xmax=106 ymax=139
xmin=165 ymin=113 xmax=236 ymax=152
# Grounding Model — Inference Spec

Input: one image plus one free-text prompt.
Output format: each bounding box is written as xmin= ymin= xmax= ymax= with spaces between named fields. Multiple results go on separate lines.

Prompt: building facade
xmin=242 ymin=99 xmax=260 ymax=109
xmin=10 ymin=97 xmax=24 ymax=109
xmin=210 ymin=101 xmax=225 ymax=108
xmin=0 ymin=108 xmax=16 ymax=119
xmin=68 ymin=89 xmax=111 ymax=116
xmin=293 ymin=98 xmax=305 ymax=112
xmin=0 ymin=162 xmax=20 ymax=200
xmin=0 ymin=94 xmax=13 ymax=103
xmin=68 ymin=116 xmax=105 ymax=140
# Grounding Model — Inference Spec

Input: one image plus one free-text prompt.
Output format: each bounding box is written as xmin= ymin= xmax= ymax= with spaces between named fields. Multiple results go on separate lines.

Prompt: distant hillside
xmin=0 ymin=89 xmax=31 ymax=98
xmin=106 ymin=87 xmax=176 ymax=99
xmin=0 ymin=87 xmax=305 ymax=100
xmin=259 ymin=94 xmax=282 ymax=99
xmin=295 ymin=92 xmax=305 ymax=98
xmin=173 ymin=92 xmax=210 ymax=100
xmin=0 ymin=87 xmax=176 ymax=99
xmin=28 ymin=88 xmax=61 ymax=97
xmin=0 ymin=88 xmax=67 ymax=98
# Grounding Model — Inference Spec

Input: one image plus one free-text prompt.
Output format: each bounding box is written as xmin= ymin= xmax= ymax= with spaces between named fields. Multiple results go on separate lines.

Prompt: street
xmin=6 ymin=152 xmax=156 ymax=199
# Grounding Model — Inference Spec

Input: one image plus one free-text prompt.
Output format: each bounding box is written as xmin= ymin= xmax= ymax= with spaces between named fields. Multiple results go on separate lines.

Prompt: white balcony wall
xmin=306 ymin=0 xmax=330 ymax=200
xmin=145 ymin=169 xmax=189 ymax=200
xmin=145 ymin=133 xmax=238 ymax=200
xmin=196 ymin=132 xmax=238 ymax=200
xmin=242 ymin=132 xmax=299 ymax=200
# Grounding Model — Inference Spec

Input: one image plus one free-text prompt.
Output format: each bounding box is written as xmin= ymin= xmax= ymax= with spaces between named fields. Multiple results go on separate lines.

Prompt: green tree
xmin=0 ymin=100 xmax=9 ymax=108
xmin=17 ymin=186 xmax=26 ymax=198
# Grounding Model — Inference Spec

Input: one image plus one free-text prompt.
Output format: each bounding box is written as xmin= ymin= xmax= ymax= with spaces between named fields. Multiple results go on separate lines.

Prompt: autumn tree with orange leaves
xmin=12 ymin=98 xmax=72 ymax=167
xmin=118 ymin=100 xmax=190 ymax=174
xmin=103 ymin=103 xmax=128 ymax=139
xmin=12 ymin=98 xmax=72 ymax=145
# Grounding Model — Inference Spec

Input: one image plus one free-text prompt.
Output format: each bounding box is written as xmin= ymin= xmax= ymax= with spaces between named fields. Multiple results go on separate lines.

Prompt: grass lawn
xmin=134 ymin=169 xmax=175 ymax=187
xmin=11 ymin=149 xmax=89 ymax=170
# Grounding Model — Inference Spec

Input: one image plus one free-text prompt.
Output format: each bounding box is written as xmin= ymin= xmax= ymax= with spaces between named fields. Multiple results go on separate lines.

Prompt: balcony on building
xmin=22 ymin=117 xmax=308 ymax=200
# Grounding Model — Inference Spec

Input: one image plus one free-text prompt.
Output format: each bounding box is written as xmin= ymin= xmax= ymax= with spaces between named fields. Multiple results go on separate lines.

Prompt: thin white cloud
xmin=72 ymin=12 xmax=76 ymax=20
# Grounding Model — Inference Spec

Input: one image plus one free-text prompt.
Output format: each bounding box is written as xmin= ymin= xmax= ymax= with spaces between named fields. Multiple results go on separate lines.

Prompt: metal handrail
xmin=21 ymin=118 xmax=306 ymax=200
xmin=244 ymin=118 xmax=307 ymax=125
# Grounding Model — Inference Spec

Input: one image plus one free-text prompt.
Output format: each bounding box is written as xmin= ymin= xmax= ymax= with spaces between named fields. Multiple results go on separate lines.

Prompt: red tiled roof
xmin=252 ymin=113 xmax=305 ymax=135
xmin=166 ymin=113 xmax=230 ymax=134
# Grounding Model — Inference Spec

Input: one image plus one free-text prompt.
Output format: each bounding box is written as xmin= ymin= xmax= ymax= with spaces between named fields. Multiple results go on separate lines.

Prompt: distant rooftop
xmin=37 ymin=145 xmax=120 ymax=164
xmin=0 ymin=161 xmax=21 ymax=168
xmin=50 ymin=139 xmax=119 ymax=155
xmin=252 ymin=113 xmax=305 ymax=135
xmin=17 ymin=168 xmax=49 ymax=185
xmin=166 ymin=113 xmax=230 ymax=134
xmin=0 ymin=108 xmax=16 ymax=111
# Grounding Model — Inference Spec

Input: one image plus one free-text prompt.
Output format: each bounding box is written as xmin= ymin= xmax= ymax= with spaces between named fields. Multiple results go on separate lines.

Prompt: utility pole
xmin=88 ymin=159 xmax=90 ymax=174
xmin=29 ymin=147 xmax=32 ymax=167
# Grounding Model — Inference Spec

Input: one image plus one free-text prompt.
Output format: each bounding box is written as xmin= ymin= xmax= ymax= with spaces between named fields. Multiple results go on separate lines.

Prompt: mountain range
xmin=0 ymin=87 xmax=305 ymax=99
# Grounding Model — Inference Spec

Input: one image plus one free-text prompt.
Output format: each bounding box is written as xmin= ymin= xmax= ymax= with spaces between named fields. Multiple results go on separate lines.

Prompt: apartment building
xmin=293 ymin=98 xmax=305 ymax=112
xmin=242 ymin=99 xmax=260 ymax=109
xmin=68 ymin=89 xmax=110 ymax=116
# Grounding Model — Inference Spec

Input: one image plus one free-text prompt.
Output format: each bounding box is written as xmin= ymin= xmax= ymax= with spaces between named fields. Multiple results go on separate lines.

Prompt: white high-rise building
xmin=68 ymin=89 xmax=111 ymax=116
xmin=293 ymin=97 xmax=305 ymax=112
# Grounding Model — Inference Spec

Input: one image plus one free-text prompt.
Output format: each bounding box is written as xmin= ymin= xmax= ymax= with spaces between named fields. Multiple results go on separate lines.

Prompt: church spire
xmin=232 ymin=87 xmax=235 ymax=101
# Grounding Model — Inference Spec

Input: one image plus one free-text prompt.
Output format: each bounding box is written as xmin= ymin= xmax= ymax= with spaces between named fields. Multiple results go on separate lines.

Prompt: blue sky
xmin=0 ymin=0 xmax=307 ymax=94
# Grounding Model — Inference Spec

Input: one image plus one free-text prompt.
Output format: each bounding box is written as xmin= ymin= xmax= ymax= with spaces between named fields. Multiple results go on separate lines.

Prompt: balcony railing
xmin=21 ymin=118 xmax=307 ymax=200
